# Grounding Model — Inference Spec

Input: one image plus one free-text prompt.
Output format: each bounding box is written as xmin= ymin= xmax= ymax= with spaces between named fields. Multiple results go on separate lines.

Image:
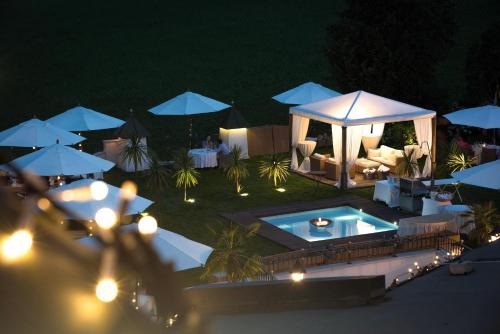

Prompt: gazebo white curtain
xmin=331 ymin=125 xmax=363 ymax=187
xmin=361 ymin=123 xmax=385 ymax=152
xmin=413 ymin=118 xmax=432 ymax=177
xmin=291 ymin=115 xmax=310 ymax=170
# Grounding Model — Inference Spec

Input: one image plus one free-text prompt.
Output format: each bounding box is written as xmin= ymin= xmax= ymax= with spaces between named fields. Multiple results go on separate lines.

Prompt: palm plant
xmin=224 ymin=146 xmax=249 ymax=194
xmin=397 ymin=149 xmax=419 ymax=178
xmin=258 ymin=154 xmax=291 ymax=188
xmin=172 ymin=148 xmax=199 ymax=202
xmin=121 ymin=137 xmax=148 ymax=174
xmin=144 ymin=151 xmax=169 ymax=192
xmin=202 ymin=223 xmax=264 ymax=282
xmin=461 ymin=202 xmax=499 ymax=246
xmin=446 ymin=143 xmax=477 ymax=173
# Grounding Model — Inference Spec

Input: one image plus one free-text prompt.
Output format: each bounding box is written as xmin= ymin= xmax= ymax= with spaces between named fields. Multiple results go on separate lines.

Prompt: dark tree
xmin=465 ymin=22 xmax=500 ymax=105
xmin=326 ymin=0 xmax=455 ymax=109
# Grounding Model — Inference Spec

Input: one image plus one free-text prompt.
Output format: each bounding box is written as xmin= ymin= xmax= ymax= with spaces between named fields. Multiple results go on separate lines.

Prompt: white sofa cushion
xmin=370 ymin=156 xmax=397 ymax=167
xmin=380 ymin=145 xmax=395 ymax=159
xmin=367 ymin=148 xmax=381 ymax=159
xmin=312 ymin=153 xmax=325 ymax=159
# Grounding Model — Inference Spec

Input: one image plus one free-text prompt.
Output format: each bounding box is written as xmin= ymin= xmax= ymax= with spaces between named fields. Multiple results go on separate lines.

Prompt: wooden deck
xmin=293 ymin=170 xmax=377 ymax=188
xmin=221 ymin=195 xmax=414 ymax=251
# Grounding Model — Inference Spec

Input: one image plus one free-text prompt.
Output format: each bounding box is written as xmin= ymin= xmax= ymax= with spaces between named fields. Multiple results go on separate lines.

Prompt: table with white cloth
xmin=373 ymin=180 xmax=400 ymax=208
xmin=188 ymin=148 xmax=218 ymax=168
xmin=421 ymin=197 xmax=452 ymax=216
xmin=297 ymin=140 xmax=317 ymax=172
xmin=397 ymin=213 xmax=455 ymax=236
xmin=443 ymin=204 xmax=473 ymax=233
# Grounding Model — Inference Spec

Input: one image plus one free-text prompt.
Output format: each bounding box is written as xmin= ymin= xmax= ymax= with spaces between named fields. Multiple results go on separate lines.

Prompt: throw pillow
xmin=368 ymin=149 xmax=381 ymax=158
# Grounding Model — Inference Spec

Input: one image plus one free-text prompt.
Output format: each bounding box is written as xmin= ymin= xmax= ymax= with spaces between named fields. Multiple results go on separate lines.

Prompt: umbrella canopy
xmin=443 ymin=105 xmax=500 ymax=129
xmin=451 ymin=160 xmax=500 ymax=190
xmin=46 ymin=106 xmax=125 ymax=131
xmin=11 ymin=143 xmax=114 ymax=176
xmin=0 ymin=118 xmax=85 ymax=147
xmin=79 ymin=224 xmax=213 ymax=271
xmin=272 ymin=82 xmax=342 ymax=105
xmin=113 ymin=112 xmax=151 ymax=139
xmin=148 ymin=91 xmax=230 ymax=116
xmin=48 ymin=179 xmax=153 ymax=219
xmin=221 ymin=107 xmax=249 ymax=129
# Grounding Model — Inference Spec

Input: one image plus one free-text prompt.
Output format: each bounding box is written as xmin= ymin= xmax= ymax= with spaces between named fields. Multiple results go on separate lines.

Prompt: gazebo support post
xmin=289 ymin=114 xmax=293 ymax=155
xmin=340 ymin=126 xmax=348 ymax=191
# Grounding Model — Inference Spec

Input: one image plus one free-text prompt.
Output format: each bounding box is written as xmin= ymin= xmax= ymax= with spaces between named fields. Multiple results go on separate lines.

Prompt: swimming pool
xmin=260 ymin=206 xmax=398 ymax=242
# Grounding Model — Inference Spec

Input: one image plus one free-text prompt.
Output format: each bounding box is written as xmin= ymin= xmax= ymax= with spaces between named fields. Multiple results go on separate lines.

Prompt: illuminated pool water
xmin=261 ymin=206 xmax=397 ymax=242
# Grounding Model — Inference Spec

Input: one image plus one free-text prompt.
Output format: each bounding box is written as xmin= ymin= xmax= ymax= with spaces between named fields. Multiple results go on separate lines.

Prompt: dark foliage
xmin=464 ymin=22 xmax=500 ymax=105
xmin=326 ymin=0 xmax=455 ymax=110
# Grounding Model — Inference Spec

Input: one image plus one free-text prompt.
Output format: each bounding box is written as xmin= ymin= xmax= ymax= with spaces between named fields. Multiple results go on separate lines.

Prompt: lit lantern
xmin=219 ymin=105 xmax=250 ymax=159
xmin=290 ymin=259 xmax=306 ymax=282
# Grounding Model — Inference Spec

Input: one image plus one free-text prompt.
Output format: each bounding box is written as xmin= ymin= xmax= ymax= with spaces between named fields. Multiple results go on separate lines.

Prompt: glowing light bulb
xmin=414 ymin=262 xmax=418 ymax=267
xmin=290 ymin=272 xmax=304 ymax=282
xmin=187 ymin=198 xmax=196 ymax=203
xmin=240 ymin=192 xmax=249 ymax=197
xmin=408 ymin=268 xmax=413 ymax=273
xmin=95 ymin=278 xmax=118 ymax=302
xmin=95 ymin=208 xmax=117 ymax=229
xmin=37 ymin=198 xmax=51 ymax=211
xmin=90 ymin=181 xmax=108 ymax=200
xmin=120 ymin=181 xmax=137 ymax=201
xmin=2 ymin=230 xmax=33 ymax=260
xmin=276 ymin=188 xmax=286 ymax=193
xmin=138 ymin=215 xmax=157 ymax=235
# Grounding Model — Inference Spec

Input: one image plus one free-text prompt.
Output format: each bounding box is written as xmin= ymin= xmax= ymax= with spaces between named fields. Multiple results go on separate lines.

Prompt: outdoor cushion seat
xmin=310 ymin=154 xmax=330 ymax=172
xmin=355 ymin=158 xmax=381 ymax=173
xmin=366 ymin=145 xmax=404 ymax=173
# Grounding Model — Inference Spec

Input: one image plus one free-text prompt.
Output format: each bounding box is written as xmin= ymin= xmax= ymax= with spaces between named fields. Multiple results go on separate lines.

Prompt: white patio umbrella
xmin=148 ymin=91 xmax=230 ymax=147
xmin=148 ymin=91 xmax=230 ymax=116
xmin=272 ymin=81 xmax=342 ymax=105
xmin=48 ymin=179 xmax=153 ymax=219
xmin=46 ymin=106 xmax=125 ymax=131
xmin=443 ymin=105 xmax=500 ymax=129
xmin=79 ymin=224 xmax=214 ymax=271
xmin=10 ymin=143 xmax=114 ymax=176
xmin=451 ymin=160 xmax=500 ymax=190
xmin=0 ymin=118 xmax=85 ymax=148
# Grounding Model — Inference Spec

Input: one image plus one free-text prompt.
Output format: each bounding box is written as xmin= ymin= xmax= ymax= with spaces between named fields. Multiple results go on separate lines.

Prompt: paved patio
xmin=210 ymin=240 xmax=500 ymax=333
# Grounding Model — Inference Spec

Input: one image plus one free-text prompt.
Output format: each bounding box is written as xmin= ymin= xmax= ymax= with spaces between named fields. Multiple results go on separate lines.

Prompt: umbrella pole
xmin=188 ymin=116 xmax=193 ymax=149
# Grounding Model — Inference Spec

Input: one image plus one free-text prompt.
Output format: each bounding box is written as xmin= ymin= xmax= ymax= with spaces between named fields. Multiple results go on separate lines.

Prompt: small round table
xmin=188 ymin=149 xmax=218 ymax=168
xmin=297 ymin=140 xmax=317 ymax=172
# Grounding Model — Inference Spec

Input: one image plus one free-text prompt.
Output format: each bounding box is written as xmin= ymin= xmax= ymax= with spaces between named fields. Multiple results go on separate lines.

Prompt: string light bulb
xmin=138 ymin=215 xmax=158 ymax=235
xmin=95 ymin=278 xmax=118 ymax=303
xmin=120 ymin=181 xmax=137 ymax=201
xmin=90 ymin=181 xmax=108 ymax=200
xmin=95 ymin=208 xmax=117 ymax=229
xmin=2 ymin=230 xmax=33 ymax=260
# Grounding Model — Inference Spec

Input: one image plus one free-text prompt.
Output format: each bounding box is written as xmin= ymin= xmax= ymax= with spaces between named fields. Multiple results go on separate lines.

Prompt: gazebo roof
xmin=114 ymin=112 xmax=150 ymax=139
xmin=290 ymin=91 xmax=435 ymax=126
xmin=221 ymin=107 xmax=249 ymax=129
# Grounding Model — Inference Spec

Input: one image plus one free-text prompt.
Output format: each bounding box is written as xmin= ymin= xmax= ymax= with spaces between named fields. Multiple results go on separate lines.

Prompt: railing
xmin=261 ymin=232 xmax=461 ymax=274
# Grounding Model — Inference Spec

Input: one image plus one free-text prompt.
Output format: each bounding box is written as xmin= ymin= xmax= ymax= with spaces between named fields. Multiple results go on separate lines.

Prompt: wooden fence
xmin=261 ymin=232 xmax=461 ymax=274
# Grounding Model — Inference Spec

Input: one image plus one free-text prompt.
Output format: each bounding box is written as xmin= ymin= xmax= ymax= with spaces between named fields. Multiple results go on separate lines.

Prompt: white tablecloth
xmin=373 ymin=180 xmax=400 ymax=208
xmin=421 ymin=197 xmax=452 ymax=216
xmin=188 ymin=149 xmax=218 ymax=168
xmin=443 ymin=204 xmax=473 ymax=233
xmin=398 ymin=214 xmax=455 ymax=236
xmin=298 ymin=140 xmax=317 ymax=172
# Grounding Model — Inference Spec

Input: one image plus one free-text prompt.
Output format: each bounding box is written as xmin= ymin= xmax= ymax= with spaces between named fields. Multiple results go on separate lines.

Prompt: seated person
xmin=202 ymin=135 xmax=214 ymax=149
xmin=217 ymin=139 xmax=230 ymax=157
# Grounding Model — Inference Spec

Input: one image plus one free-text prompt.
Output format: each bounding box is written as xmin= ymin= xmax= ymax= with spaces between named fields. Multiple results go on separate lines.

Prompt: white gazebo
xmin=289 ymin=91 xmax=437 ymax=190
